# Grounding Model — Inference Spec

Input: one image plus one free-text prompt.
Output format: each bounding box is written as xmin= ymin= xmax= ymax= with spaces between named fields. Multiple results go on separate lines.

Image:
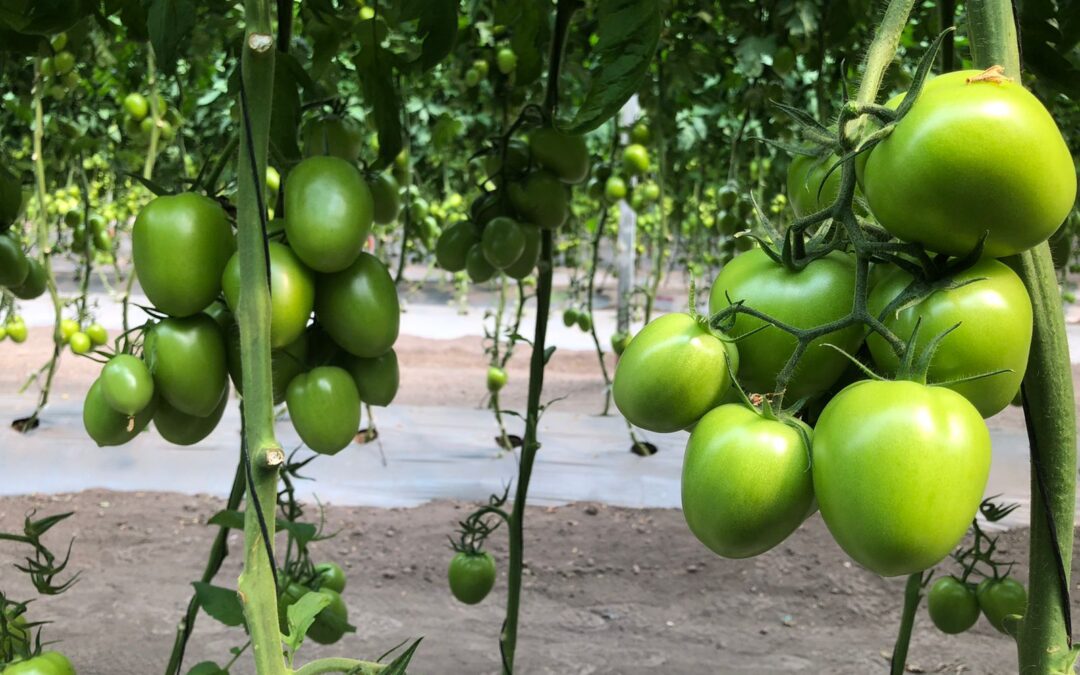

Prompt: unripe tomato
xmin=629 ymin=122 xmax=650 ymax=144
xmin=68 ymin=331 xmax=91 ymax=354
xmin=682 ymin=404 xmax=814 ymax=558
xmin=576 ymin=312 xmax=591 ymax=332
xmin=486 ymin=365 xmax=507 ymax=393
xmin=464 ymin=68 xmax=480 ymax=87
xmin=813 ymin=380 xmax=991 ymax=576
xmin=133 ymin=193 xmax=235 ymax=317
xmin=863 ymin=70 xmax=1076 ymax=257
xmin=266 ymin=166 xmax=281 ymax=194
xmin=718 ymin=183 xmax=738 ymax=209
xmin=314 ymin=562 xmax=346 ymax=593
xmin=503 ymin=224 xmax=540 ymax=279
xmin=5 ymin=318 xmax=27 ymax=344
xmin=927 ymin=576 xmax=980 ymax=634
xmin=466 ymin=244 xmax=496 ymax=283
xmin=85 ymin=323 xmax=107 ymax=346
xmin=285 ymin=156 xmax=373 ymax=273
xmin=52 ymin=51 xmax=75 ymax=75
xmin=622 ymin=144 xmax=650 ymax=175
xmin=787 ymin=154 xmax=842 ymax=218
xmin=343 ymin=349 xmax=399 ymax=406
xmin=481 ymin=217 xmax=526 ymax=269
xmin=59 ymin=318 xmax=79 ymax=342
xmin=976 ymin=577 xmax=1027 ymax=634
xmin=302 ymin=116 xmax=365 ymax=161
xmin=307 ymin=589 xmax=349 ymax=644
xmin=640 ymin=181 xmax=660 ymax=202
xmin=315 ymin=252 xmax=399 ymax=358
xmin=496 ymin=48 xmax=517 ymax=75
xmin=144 ymin=314 xmax=229 ymax=417
xmin=222 ymin=242 xmax=314 ymax=348
xmin=153 ymin=385 xmax=229 ymax=446
xmin=436 ymin=221 xmax=480 ymax=272
xmin=604 ymin=176 xmax=627 ymax=202
xmin=613 ymin=313 xmax=738 ymax=433
xmin=286 ymin=366 xmax=361 ymax=455
xmin=528 ymin=128 xmax=590 ymax=184
xmin=10 ymin=259 xmax=47 ymax=300
xmin=610 ymin=330 xmax=630 ymax=355
xmin=473 ymin=59 xmax=489 ymax=78
xmin=83 ymin=378 xmax=154 ymax=447
xmin=508 ymin=171 xmax=568 ymax=229
xmin=101 ymin=354 xmax=154 ymax=416
xmin=562 ymin=307 xmax=579 ymax=327
xmin=368 ymin=172 xmax=401 ymax=224
xmin=0 ymin=234 xmax=29 ymax=287
xmin=448 ymin=551 xmax=496 ymax=604
xmin=2 ymin=650 xmax=75 ymax=675
xmin=484 ymin=140 xmax=530 ymax=184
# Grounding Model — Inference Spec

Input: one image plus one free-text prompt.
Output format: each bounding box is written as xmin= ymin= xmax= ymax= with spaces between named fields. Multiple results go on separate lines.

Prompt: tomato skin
xmin=435 ymin=221 xmax=480 ymax=272
xmin=927 ymin=576 xmax=980 ymax=634
xmin=465 ymin=244 xmax=496 ymax=283
xmin=0 ymin=234 xmax=29 ymax=288
xmin=682 ymin=404 xmax=813 ymax=558
xmin=314 ymin=562 xmax=347 ymax=593
xmin=144 ymin=314 xmax=229 ymax=417
xmin=83 ymin=378 xmax=155 ymax=447
xmin=302 ymin=116 xmax=364 ymax=161
xmin=481 ymin=217 xmax=525 ymax=269
xmin=622 ymin=144 xmax=650 ymax=175
xmin=315 ymin=252 xmax=399 ymax=358
xmin=222 ymin=242 xmax=314 ymax=349
xmin=100 ymin=354 xmax=154 ymax=416
xmin=10 ymin=258 xmax=46 ymax=300
xmin=154 ymin=383 xmax=229 ymax=445
xmin=2 ymin=651 xmax=75 ymax=675
xmin=528 ymin=128 xmax=589 ymax=184
xmin=787 ymin=154 xmax=842 ymax=218
xmin=448 ymin=551 xmax=496 ymax=604
xmin=868 ymin=258 xmax=1032 ymax=418
xmin=863 ymin=70 xmax=1076 ymax=258
xmin=284 ymin=156 xmax=373 ymax=273
xmin=813 ymin=380 xmax=991 ymax=576
xmin=368 ymin=172 xmax=401 ymax=224
xmin=133 ymin=193 xmax=235 ymax=317
xmin=709 ymin=248 xmax=862 ymax=401
xmin=503 ymin=224 xmax=540 ymax=280
xmin=977 ymin=577 xmax=1027 ymax=634
xmin=613 ymin=313 xmax=738 ymax=433
xmin=486 ymin=365 xmax=507 ymax=392
xmin=343 ymin=349 xmax=399 ymax=406
xmin=286 ymin=366 xmax=361 ymax=455
xmin=508 ymin=171 xmax=568 ymax=229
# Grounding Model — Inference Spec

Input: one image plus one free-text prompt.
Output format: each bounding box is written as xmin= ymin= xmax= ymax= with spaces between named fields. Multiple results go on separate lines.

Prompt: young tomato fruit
xmin=508 ymin=171 xmax=568 ymax=230
xmin=436 ymin=221 xmax=480 ymax=272
xmin=286 ymin=366 xmax=361 ymax=455
xmin=787 ymin=153 xmax=842 ymax=218
xmin=68 ymin=331 xmax=91 ymax=355
xmin=343 ymin=349 xmax=400 ymax=407
xmin=144 ymin=314 xmax=229 ymax=418
xmin=101 ymin=354 xmax=154 ymax=416
xmin=486 ymin=365 xmax=508 ymax=393
xmin=153 ymin=386 xmax=229 ymax=446
xmin=314 ymin=562 xmax=347 ymax=593
xmin=285 ymin=156 xmax=373 ymax=273
xmin=222 ymin=242 xmax=315 ymax=349
xmin=315 ymin=252 xmax=399 ymax=358
xmin=481 ymin=217 xmax=526 ymax=269
xmin=83 ymin=378 xmax=155 ymax=447
xmin=927 ymin=576 xmax=980 ymax=634
xmin=448 ymin=551 xmax=497 ymax=605
xmin=977 ymin=577 xmax=1027 ymax=634
xmin=528 ymin=128 xmax=589 ymax=184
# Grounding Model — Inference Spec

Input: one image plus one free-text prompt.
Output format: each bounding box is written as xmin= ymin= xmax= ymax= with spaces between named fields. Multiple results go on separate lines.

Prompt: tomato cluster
xmin=927 ymin=574 xmax=1027 ymax=636
xmin=613 ymin=68 xmax=1074 ymax=583
xmin=278 ymin=561 xmax=352 ymax=645
xmin=0 ymin=168 xmax=41 ymax=307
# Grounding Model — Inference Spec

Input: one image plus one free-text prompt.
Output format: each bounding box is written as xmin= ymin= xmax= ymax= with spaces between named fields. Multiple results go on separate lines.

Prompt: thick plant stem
xmin=890 ymin=572 xmax=924 ymax=675
xmin=967 ymin=2 xmax=1077 ymax=671
xmin=142 ymin=51 xmax=162 ymax=181
xmin=855 ymin=0 xmax=918 ymax=106
xmin=234 ymin=3 xmax=286 ymax=674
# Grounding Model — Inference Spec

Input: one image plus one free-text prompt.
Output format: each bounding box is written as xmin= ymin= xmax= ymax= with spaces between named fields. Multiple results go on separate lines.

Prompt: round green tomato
xmin=266 ymin=166 xmax=281 ymax=194
xmin=812 ymin=379 xmax=991 ymax=576
xmin=52 ymin=51 xmax=75 ymax=75
xmin=682 ymin=404 xmax=814 ymax=558
xmin=482 ymin=217 xmax=526 ymax=269
xmin=10 ymin=258 xmax=47 ymax=300
xmin=473 ymin=59 xmax=489 ymax=78
xmin=302 ymin=116 xmax=365 ymax=161
xmin=466 ymin=244 xmax=496 ymax=283
xmin=343 ymin=348 xmax=399 ymax=406
xmin=5 ymin=319 xmax=27 ymax=344
xmin=133 ymin=193 xmax=235 ymax=317
xmin=613 ymin=313 xmax=738 ymax=433
xmin=640 ymin=182 xmax=660 ymax=202
xmin=867 ymin=258 xmax=1032 ymax=418
xmin=528 ymin=128 xmax=589 ymax=184
xmin=576 ymin=312 xmax=592 ymax=332
xmin=629 ymin=122 xmax=651 ymax=145
xmin=284 ymin=156 xmax=373 ymax=273
xmin=315 ymin=252 xmax=399 ymax=358
xmin=101 ymin=354 xmax=154 ymax=416
xmin=604 ymin=176 xmax=627 ymax=202
xmin=2 ymin=651 xmax=74 ymax=675
xmin=85 ymin=323 xmax=107 ymax=346
xmin=448 ymin=551 xmax=496 ymax=604
xmin=708 ymin=248 xmax=862 ymax=401
xmin=307 ymin=588 xmax=349 ymax=645
xmin=314 ymin=562 xmax=346 ymax=593
xmin=977 ymin=577 xmax=1027 ymax=634
xmin=503 ymin=224 xmax=540 ymax=280
xmin=368 ymin=172 xmax=401 ymax=225
xmin=464 ymin=67 xmax=480 ymax=87
xmin=562 ymin=307 xmax=579 ymax=328
xmin=37 ymin=651 xmax=74 ymax=675
xmin=144 ymin=314 xmax=229 ymax=417
xmin=0 ymin=234 xmax=29 ymax=288
xmin=610 ymin=330 xmax=630 ymax=356
xmin=83 ymin=377 xmax=155 ymax=447
xmin=153 ymin=384 xmax=229 ymax=446
xmin=63 ymin=209 xmax=81 ymax=227
xmin=863 ymin=70 xmax=1076 ymax=257
xmin=436 ymin=221 xmax=480 ymax=272
xmin=622 ymin=144 xmax=650 ymax=175
xmin=508 ymin=171 xmax=568 ymax=229
xmin=496 ymin=48 xmax=517 ymax=75
xmin=59 ymin=319 xmax=79 ymax=341
xmin=124 ymin=92 xmax=149 ymax=120
xmin=68 ymin=331 xmax=91 ymax=354
xmin=222 ymin=242 xmax=314 ymax=348
xmin=486 ymin=365 xmax=507 ymax=393
xmin=286 ymin=366 xmax=360 ymax=455
xmin=927 ymin=576 xmax=980 ymax=634
xmin=787 ymin=153 xmax=842 ymax=218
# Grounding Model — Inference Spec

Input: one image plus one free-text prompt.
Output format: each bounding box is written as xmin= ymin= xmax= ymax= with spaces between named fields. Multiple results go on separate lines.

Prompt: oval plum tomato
xmin=133 ymin=193 xmax=234 ymax=317
xmin=977 ymin=577 xmax=1027 ymax=634
xmin=222 ymin=241 xmax=314 ymax=348
xmin=503 ymin=224 xmax=540 ymax=280
xmin=496 ymin=48 xmax=517 ymax=75
xmin=0 ymin=234 xmax=29 ymax=287
xmin=368 ymin=172 xmax=401 ymax=224
xmin=528 ymin=128 xmax=589 ymax=184
xmin=83 ymin=378 xmax=155 ymax=447
xmin=508 ymin=171 xmax=568 ymax=229
xmin=682 ymin=404 xmax=814 ymax=558
xmin=101 ymin=354 xmax=154 ymax=416
xmin=85 ymin=323 xmax=107 ymax=346
xmin=466 ymin=244 xmax=496 ymax=283
xmin=927 ymin=576 xmax=980 ymax=634
xmin=486 ymin=365 xmax=508 ymax=393
xmin=343 ymin=349 xmax=399 ymax=406
xmin=5 ymin=318 xmax=27 ymax=343
xmin=314 ymin=252 xmax=399 ymax=358
xmin=286 ymin=366 xmax=361 ymax=455
xmin=562 ymin=307 xmax=579 ymax=327
xmin=301 ymin=116 xmax=364 ymax=161
xmin=867 ymin=258 xmax=1032 ymax=418
xmin=576 ymin=312 xmax=592 ymax=332
xmin=314 ymin=562 xmax=347 ymax=593
xmin=622 ymin=144 xmax=650 ymax=175
xmin=604 ymin=176 xmax=627 ymax=203
xmin=812 ymin=380 xmax=991 ymax=576
xmin=612 ymin=313 xmax=738 ymax=433
xmin=284 ymin=156 xmax=373 ymax=273
xmin=484 ymin=140 xmax=530 ymax=184
xmin=610 ymin=330 xmax=630 ymax=356
xmin=307 ymin=589 xmax=349 ymax=645
xmin=787 ymin=154 xmax=842 ymax=218
xmin=10 ymin=258 xmax=45 ymax=299
xmin=448 ymin=551 xmax=496 ymax=604
xmin=153 ymin=384 xmax=229 ymax=446
xmin=59 ymin=319 xmax=79 ymax=342
xmin=709 ymin=248 xmax=862 ymax=401
xmin=862 ymin=70 xmax=1076 ymax=257
xmin=481 ymin=217 xmax=526 ymax=269
xmin=436 ymin=221 xmax=480 ymax=272
xmin=144 ymin=314 xmax=228 ymax=417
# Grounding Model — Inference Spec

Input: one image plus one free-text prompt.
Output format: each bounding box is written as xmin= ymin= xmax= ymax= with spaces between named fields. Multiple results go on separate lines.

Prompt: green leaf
xmin=103 ymin=0 xmax=149 ymax=41
xmin=562 ymin=0 xmax=661 ymax=134
xmin=354 ymin=28 xmax=403 ymax=170
xmin=192 ymin=582 xmax=245 ymax=627
xmin=496 ymin=0 xmax=549 ymax=86
xmin=381 ymin=638 xmax=423 ymax=675
xmin=284 ymin=591 xmax=330 ymax=651
xmin=400 ymin=0 xmax=458 ymax=71
xmin=186 ymin=662 xmax=227 ymax=675
xmin=270 ymin=53 xmax=303 ymax=163
xmin=146 ymin=0 xmax=195 ymax=76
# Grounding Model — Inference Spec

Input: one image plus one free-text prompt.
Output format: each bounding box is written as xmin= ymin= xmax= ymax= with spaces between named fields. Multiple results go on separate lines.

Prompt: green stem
xmin=142 ymin=51 xmax=162 ymax=181
xmin=855 ymin=0 xmax=919 ymax=106
xmin=890 ymin=572 xmax=924 ymax=675
xmin=234 ymin=3 xmax=286 ymax=674
xmin=585 ymin=205 xmax=612 ymax=415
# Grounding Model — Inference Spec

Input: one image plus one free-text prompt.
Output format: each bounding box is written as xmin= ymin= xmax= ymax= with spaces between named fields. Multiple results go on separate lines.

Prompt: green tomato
xmin=52 ymin=51 xmax=75 ymax=75
xmin=5 ymin=319 xmax=27 ymax=343
xmin=436 ymin=221 xmax=480 ymax=272
xmin=708 ymin=249 xmax=862 ymax=401
xmin=83 ymin=378 xmax=155 ymax=447
xmin=59 ymin=318 xmax=79 ymax=341
xmin=812 ymin=379 xmax=991 ymax=576
xmin=613 ymin=313 xmax=738 ymax=433
xmin=604 ymin=176 xmax=627 ymax=202
xmin=101 ymin=354 xmax=155 ymax=416
xmin=481 ymin=217 xmax=526 ymax=269
xmin=314 ymin=562 xmax=347 ymax=593
xmin=562 ymin=307 xmax=579 ymax=327
xmin=10 ymin=258 xmax=47 ymax=300
xmin=976 ymin=577 xmax=1027 ymax=634
xmin=368 ymin=172 xmax=401 ymax=225
xmin=153 ymin=384 xmax=229 ymax=446
xmin=68 ymin=331 xmax=91 ymax=354
xmin=63 ymin=209 xmax=82 ymax=227
xmin=285 ymin=156 xmax=373 ymax=273
xmin=85 ymin=323 xmax=107 ymax=346
xmin=266 ymin=166 xmax=281 ymax=194
xmin=465 ymin=244 xmax=496 ymax=283
xmin=503 ymin=224 xmax=540 ymax=280
xmin=484 ymin=140 xmax=530 ymax=184
xmin=315 ymin=252 xmax=399 ymax=358
xmin=927 ymin=576 xmax=980 ymax=634
xmin=640 ymin=181 xmax=660 ymax=202
xmin=576 ymin=312 xmax=592 ymax=332
xmin=682 ymin=404 xmax=814 ymax=558
xmin=622 ymin=144 xmax=650 ymax=175
xmin=867 ymin=259 xmax=1032 ymax=418
xmin=486 ymin=365 xmax=507 ymax=393
xmin=629 ymin=122 xmax=651 ymax=145
xmin=133 ymin=193 xmax=235 ymax=317
xmin=464 ymin=67 xmax=480 ymax=87
xmin=495 ymin=48 xmax=517 ymax=75
xmin=448 ymin=551 xmax=496 ymax=604
xmin=307 ymin=588 xmax=349 ymax=645
xmin=302 ymin=116 xmax=365 ymax=162
xmin=286 ymin=366 xmax=361 ymax=455
xmin=528 ymin=128 xmax=590 ymax=184
xmin=508 ymin=171 xmax=568 ymax=229
xmin=863 ymin=70 xmax=1076 ymax=257
xmin=473 ymin=59 xmax=489 ymax=78
xmin=610 ymin=330 xmax=630 ymax=356
xmin=144 ymin=314 xmax=229 ymax=417
xmin=222 ymin=242 xmax=314 ymax=349
xmin=787 ymin=153 xmax=843 ymax=218
xmin=2 ymin=651 xmax=75 ymax=675
xmin=0 ymin=234 xmax=29 ymax=287
xmin=342 ymin=348 xmax=399 ymax=406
